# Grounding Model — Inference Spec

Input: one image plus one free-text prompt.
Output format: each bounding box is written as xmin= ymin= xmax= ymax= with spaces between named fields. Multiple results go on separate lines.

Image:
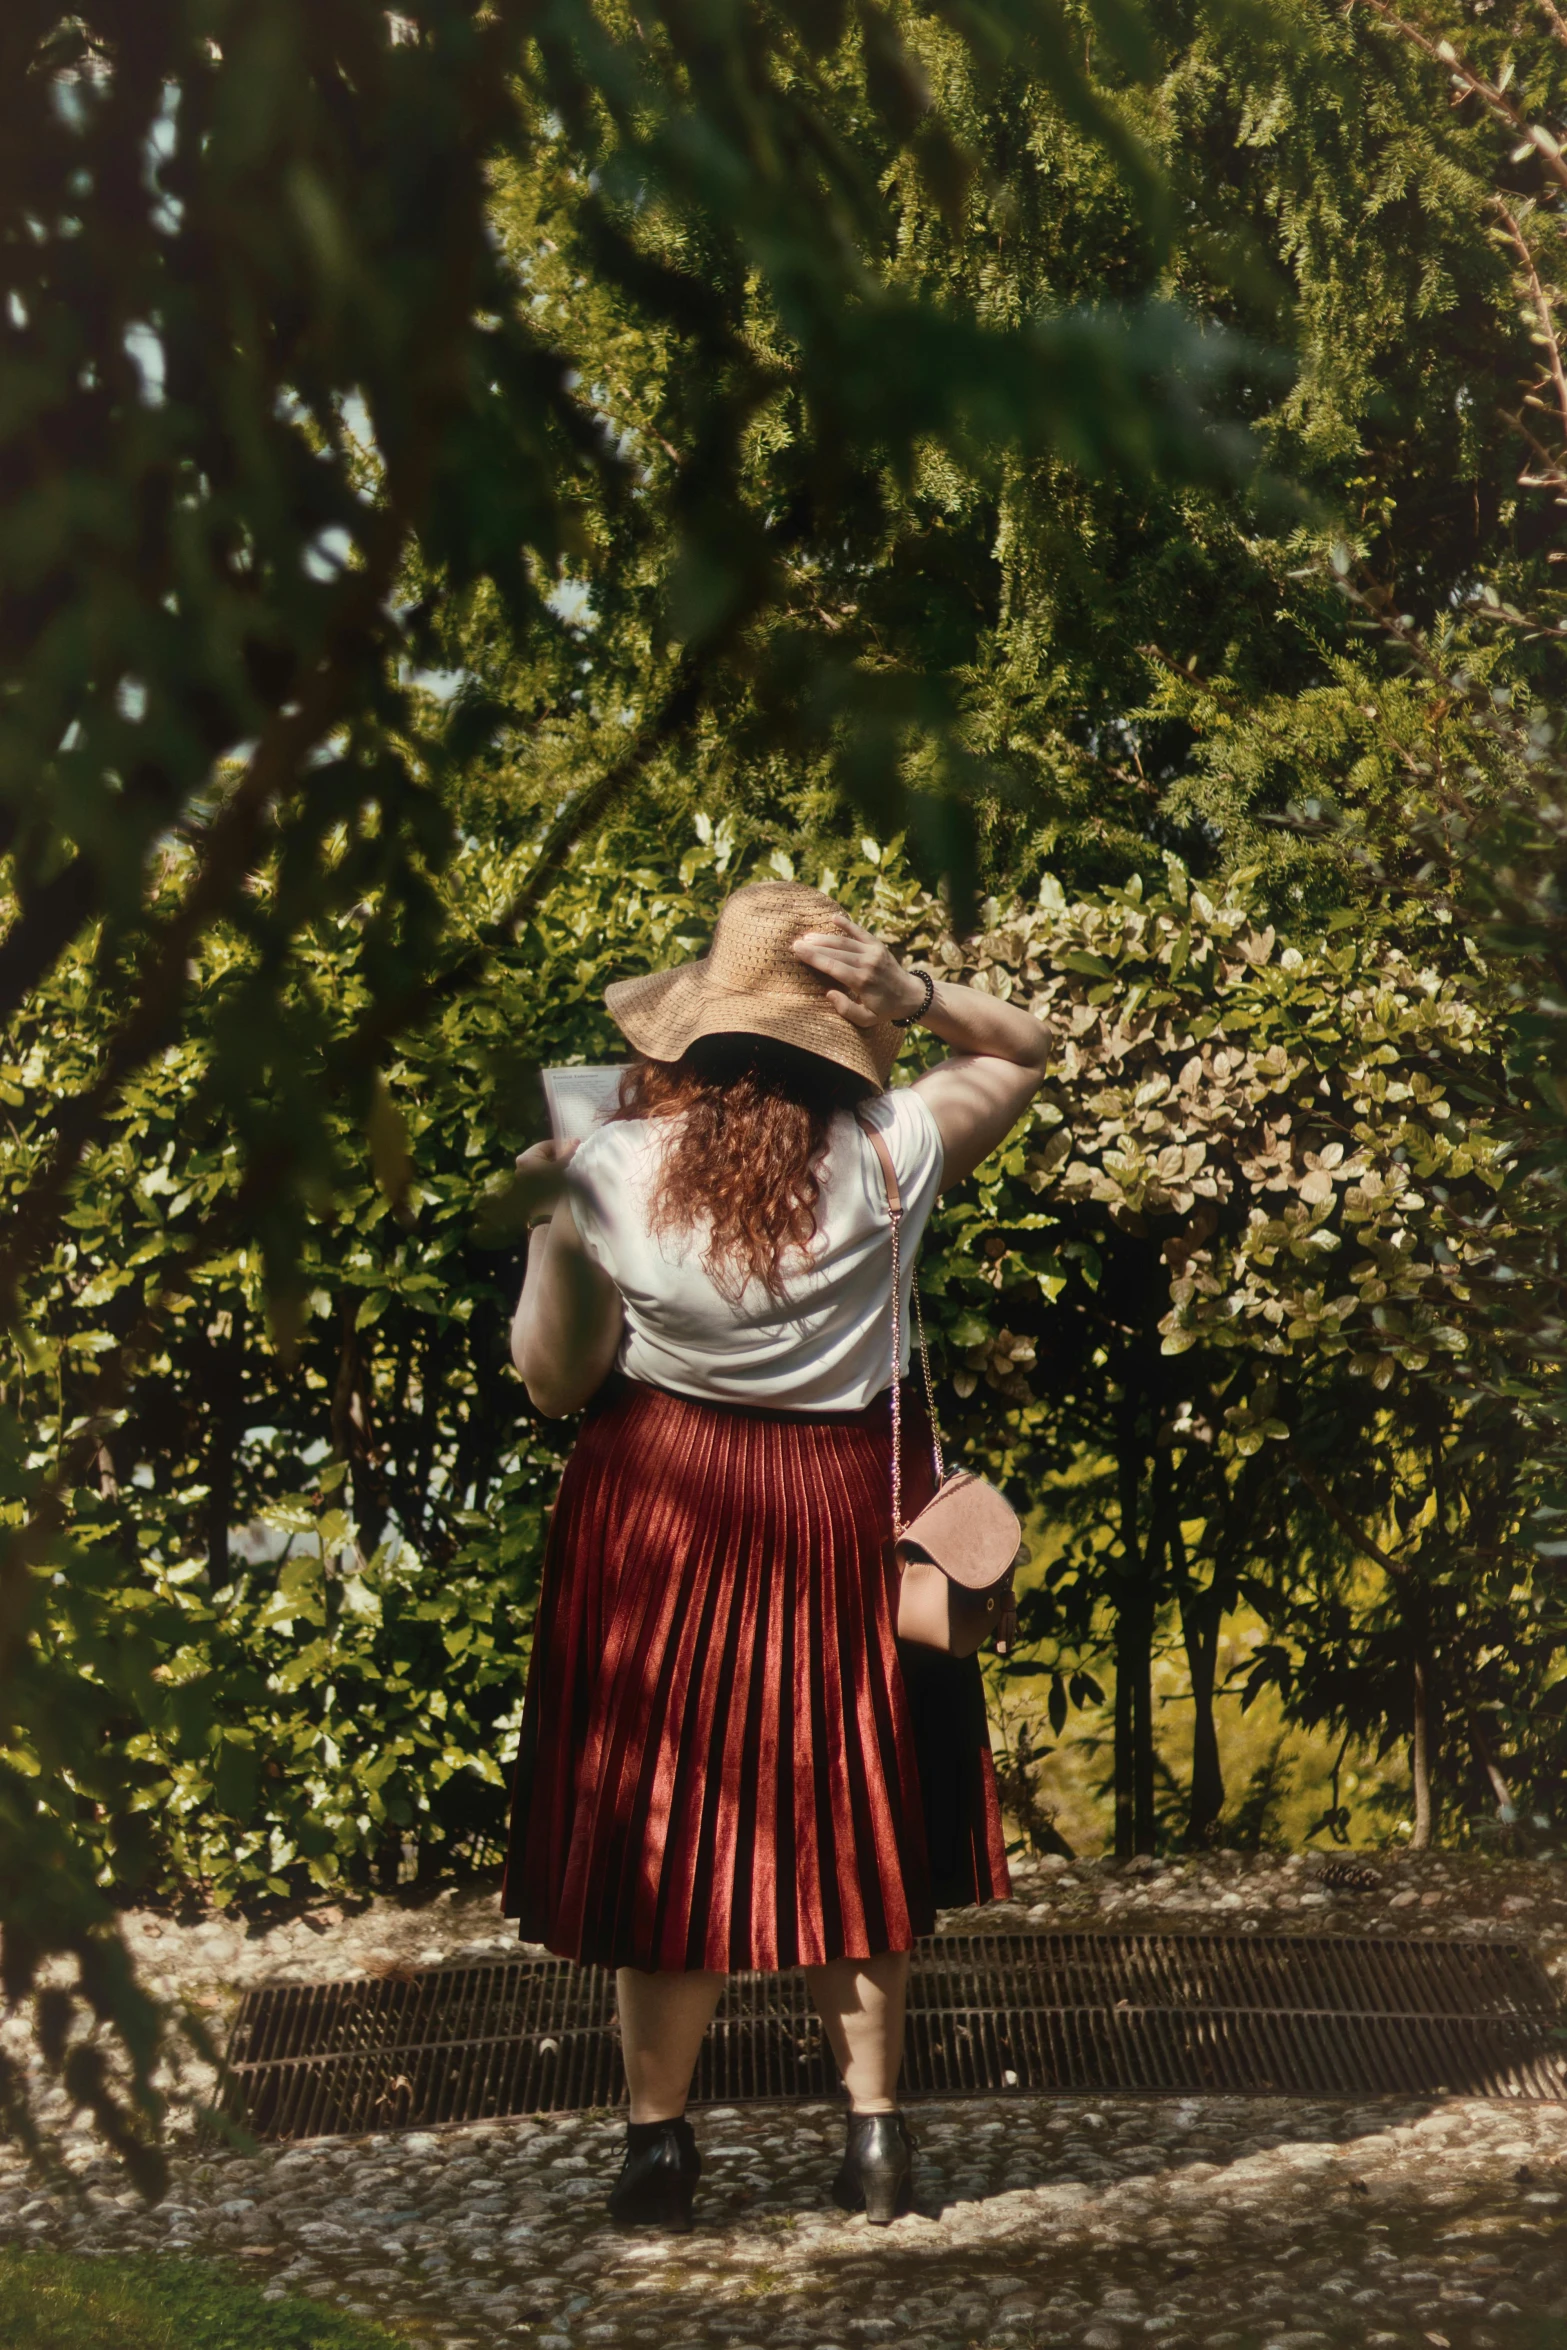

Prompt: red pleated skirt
xmin=502 ymin=1377 xmax=1009 ymax=1971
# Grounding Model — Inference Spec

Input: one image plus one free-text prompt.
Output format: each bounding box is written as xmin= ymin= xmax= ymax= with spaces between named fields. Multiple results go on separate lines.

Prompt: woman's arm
xmin=792 ymin=918 xmax=1049 ymax=1189
xmin=509 ymin=1141 xmax=625 ymax=1417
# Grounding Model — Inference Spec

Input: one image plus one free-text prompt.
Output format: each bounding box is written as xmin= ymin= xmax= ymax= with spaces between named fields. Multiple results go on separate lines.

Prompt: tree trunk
xmin=332 ymin=1297 xmax=390 ymax=1556
xmin=204 ymin=1299 xmax=245 ymax=1580
xmin=1114 ymin=1409 xmax=1167 ymax=1857
xmin=1181 ymin=1579 xmax=1226 ymax=1847
xmin=1135 ymin=1449 xmax=1174 ymax=1851
xmin=1467 ymin=1704 xmax=1518 ymax=1824
xmin=1411 ymin=1652 xmax=1434 ymax=1850
xmin=411 ymin=1322 xmax=447 ymax=1544
xmin=1115 ymin=1593 xmax=1158 ymax=1856
xmin=1113 ymin=1401 xmax=1141 ymax=1858
xmin=1113 ymin=1615 xmax=1136 ymax=1860
xmin=1124 ymin=1583 xmax=1159 ymax=1852
xmin=1113 ymin=1398 xmax=1170 ymax=1857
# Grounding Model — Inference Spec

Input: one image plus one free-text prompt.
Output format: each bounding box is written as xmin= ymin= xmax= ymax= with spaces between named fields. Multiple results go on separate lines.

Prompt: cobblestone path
xmin=5 ymin=2090 xmax=1567 ymax=2350
xmin=4 ymin=1857 xmax=1565 ymax=2349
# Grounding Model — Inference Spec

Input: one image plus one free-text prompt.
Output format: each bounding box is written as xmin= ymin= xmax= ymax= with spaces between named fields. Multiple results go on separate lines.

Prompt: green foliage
xmin=0 ymin=2249 xmax=402 ymax=2350
xmin=851 ymin=850 xmax=1555 ymax=1854
xmin=1218 ymin=0 xmax=1567 ymax=1840
xmin=0 ymin=825 xmax=745 ymax=1908
xmin=932 ymin=866 xmax=1500 ymax=1395
xmin=4 ymin=0 xmax=1252 ymax=2162
xmin=464 ymin=0 xmax=1560 ymax=902
xmin=5 ymin=816 xmax=868 ymax=1916
xmin=8 ymin=818 xmax=1552 ymax=1922
xmin=7 ymin=0 xmax=1567 ymax=2181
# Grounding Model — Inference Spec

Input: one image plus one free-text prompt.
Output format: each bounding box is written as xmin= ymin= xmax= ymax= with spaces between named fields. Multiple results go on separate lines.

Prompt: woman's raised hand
xmin=791 ymin=916 xmax=925 ymax=1029
xmin=514 ymin=1136 xmax=579 ymax=1228
xmin=798 ymin=910 xmax=1048 ymax=1190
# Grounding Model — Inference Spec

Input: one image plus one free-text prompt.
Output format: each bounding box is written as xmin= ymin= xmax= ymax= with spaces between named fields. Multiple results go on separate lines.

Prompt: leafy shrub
xmin=7 ymin=812 xmax=1552 ymax=1903
xmin=2 ymin=821 xmax=755 ymax=1906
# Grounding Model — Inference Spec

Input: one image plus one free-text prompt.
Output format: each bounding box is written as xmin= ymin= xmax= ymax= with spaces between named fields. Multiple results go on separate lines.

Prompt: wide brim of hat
xmin=604 ymin=961 xmax=899 ymax=1090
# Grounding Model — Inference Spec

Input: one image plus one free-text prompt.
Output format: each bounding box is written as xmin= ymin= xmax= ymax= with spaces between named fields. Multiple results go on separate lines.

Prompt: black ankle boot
xmin=832 ymin=2109 xmax=914 ymax=2224
xmin=606 ymin=2115 xmax=701 ymax=2232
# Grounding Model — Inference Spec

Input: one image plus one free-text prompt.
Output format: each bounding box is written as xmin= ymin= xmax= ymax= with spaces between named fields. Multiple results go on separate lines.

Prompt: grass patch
xmin=0 ymin=2249 xmax=406 ymax=2350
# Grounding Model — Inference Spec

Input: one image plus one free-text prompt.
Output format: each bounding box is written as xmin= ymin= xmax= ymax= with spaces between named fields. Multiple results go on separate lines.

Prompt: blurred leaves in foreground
xmin=0 ymin=0 xmax=1259 ymax=2170
xmin=9 ymin=0 xmax=1567 ymax=2184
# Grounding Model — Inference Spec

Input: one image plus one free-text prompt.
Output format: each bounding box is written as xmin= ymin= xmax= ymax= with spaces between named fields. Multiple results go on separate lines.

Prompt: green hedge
xmin=3 ymin=820 xmax=811 ymax=1905
xmin=2 ymin=816 xmax=1548 ymax=1906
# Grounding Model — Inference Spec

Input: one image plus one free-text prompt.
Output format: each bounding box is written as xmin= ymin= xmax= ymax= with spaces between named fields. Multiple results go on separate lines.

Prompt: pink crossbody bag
xmin=859 ymin=1116 xmax=1021 ymax=1657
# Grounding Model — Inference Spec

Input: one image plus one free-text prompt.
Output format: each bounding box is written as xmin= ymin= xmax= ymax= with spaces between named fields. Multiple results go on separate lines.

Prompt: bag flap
xmin=898 ymin=1471 xmax=1019 ymax=1588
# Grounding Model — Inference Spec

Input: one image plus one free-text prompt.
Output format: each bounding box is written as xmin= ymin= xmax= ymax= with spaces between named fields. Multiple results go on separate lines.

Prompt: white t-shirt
xmin=569 ymin=1087 xmax=945 ymax=1412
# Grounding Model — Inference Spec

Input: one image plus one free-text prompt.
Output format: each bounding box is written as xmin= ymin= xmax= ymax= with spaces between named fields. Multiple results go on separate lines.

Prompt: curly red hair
xmin=613 ymin=1040 xmax=871 ymax=1301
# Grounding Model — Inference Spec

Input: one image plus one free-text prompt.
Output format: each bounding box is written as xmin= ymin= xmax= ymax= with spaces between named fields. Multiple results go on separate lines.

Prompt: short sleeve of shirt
xmin=887 ymin=1083 xmax=943 ymax=1191
xmin=867 ymin=1084 xmax=944 ymax=1234
xmin=564 ymin=1125 xmax=619 ymax=1276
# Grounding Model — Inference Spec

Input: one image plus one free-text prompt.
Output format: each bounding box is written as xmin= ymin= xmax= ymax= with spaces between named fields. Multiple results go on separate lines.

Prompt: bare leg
xmin=615 ymin=1968 xmax=726 ymax=2123
xmin=803 ymin=1952 xmax=910 ymax=2112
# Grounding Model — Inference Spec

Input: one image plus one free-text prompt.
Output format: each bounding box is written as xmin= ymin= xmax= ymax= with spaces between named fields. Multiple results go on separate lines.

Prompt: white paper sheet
xmin=541 ymin=1064 xmax=629 ymax=1144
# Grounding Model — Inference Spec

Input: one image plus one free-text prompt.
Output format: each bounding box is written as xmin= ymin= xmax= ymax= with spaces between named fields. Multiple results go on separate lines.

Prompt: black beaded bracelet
xmin=891 ymin=967 xmax=935 ymax=1027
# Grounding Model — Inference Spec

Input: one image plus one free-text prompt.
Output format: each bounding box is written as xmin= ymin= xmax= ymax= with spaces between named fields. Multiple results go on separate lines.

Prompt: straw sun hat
xmin=603 ymin=882 xmax=902 ymax=1091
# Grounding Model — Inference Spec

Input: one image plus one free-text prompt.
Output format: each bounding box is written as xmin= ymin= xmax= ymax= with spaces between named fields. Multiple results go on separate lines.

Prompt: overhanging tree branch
xmin=1352 ymin=0 xmax=1567 ymax=201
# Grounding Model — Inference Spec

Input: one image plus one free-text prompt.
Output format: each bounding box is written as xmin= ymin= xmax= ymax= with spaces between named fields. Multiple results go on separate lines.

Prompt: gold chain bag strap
xmin=859 ymin=1115 xmax=1021 ymax=1658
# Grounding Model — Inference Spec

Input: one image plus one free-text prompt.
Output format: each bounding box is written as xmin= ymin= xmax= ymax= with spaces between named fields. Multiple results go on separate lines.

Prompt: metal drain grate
xmin=221 ymin=1933 xmax=1567 ymax=2141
